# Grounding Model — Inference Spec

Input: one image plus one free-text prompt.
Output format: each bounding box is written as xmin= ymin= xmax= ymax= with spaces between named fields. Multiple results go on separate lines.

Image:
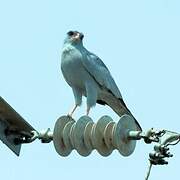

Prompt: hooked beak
xmin=72 ymin=32 xmax=84 ymax=41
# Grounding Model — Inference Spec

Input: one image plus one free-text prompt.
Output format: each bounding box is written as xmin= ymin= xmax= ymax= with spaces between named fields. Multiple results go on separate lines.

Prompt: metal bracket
xmin=0 ymin=97 xmax=35 ymax=156
xmin=0 ymin=116 xmax=21 ymax=156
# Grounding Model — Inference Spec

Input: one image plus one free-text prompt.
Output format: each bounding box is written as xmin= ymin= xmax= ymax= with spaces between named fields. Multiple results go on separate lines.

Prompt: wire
xmin=165 ymin=137 xmax=180 ymax=147
xmin=145 ymin=161 xmax=153 ymax=180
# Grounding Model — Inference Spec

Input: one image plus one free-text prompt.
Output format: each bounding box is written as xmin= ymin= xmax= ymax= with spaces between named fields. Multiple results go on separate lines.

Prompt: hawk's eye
xmin=67 ymin=31 xmax=74 ymax=36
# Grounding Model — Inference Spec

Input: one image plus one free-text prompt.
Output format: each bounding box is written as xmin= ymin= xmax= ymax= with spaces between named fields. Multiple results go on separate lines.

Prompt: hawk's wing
xmin=81 ymin=51 xmax=122 ymax=99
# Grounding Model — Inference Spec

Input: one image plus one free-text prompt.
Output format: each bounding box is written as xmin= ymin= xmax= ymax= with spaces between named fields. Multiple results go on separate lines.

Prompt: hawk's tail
xmin=99 ymin=92 xmax=142 ymax=131
xmin=118 ymin=98 xmax=142 ymax=131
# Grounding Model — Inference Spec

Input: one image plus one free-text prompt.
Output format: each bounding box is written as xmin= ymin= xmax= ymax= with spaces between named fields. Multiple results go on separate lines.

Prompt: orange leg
xmin=68 ymin=104 xmax=78 ymax=117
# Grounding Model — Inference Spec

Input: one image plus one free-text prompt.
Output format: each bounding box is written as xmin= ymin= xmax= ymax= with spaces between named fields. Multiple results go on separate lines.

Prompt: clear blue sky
xmin=0 ymin=0 xmax=180 ymax=179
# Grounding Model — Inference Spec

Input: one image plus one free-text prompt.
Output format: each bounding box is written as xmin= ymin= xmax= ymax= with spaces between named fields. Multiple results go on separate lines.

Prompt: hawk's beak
xmin=72 ymin=33 xmax=84 ymax=41
xmin=80 ymin=33 xmax=84 ymax=40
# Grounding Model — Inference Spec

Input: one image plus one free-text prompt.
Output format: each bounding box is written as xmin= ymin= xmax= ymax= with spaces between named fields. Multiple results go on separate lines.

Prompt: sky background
xmin=0 ymin=0 xmax=180 ymax=179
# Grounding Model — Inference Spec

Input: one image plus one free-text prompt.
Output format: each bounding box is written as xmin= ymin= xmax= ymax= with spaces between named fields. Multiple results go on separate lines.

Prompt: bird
xmin=61 ymin=30 xmax=142 ymax=131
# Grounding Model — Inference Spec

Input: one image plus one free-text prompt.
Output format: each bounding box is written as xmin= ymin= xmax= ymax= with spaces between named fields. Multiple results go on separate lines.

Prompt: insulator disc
xmin=84 ymin=121 xmax=94 ymax=151
xmin=73 ymin=116 xmax=93 ymax=156
xmin=53 ymin=116 xmax=75 ymax=156
xmin=63 ymin=121 xmax=74 ymax=154
xmin=104 ymin=121 xmax=116 ymax=149
xmin=92 ymin=116 xmax=113 ymax=156
xmin=69 ymin=123 xmax=76 ymax=148
xmin=113 ymin=115 xmax=136 ymax=156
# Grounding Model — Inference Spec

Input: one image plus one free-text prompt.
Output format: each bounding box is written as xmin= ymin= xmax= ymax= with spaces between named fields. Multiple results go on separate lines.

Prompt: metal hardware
xmin=0 ymin=97 xmax=35 ymax=156
xmin=1 ymin=96 xmax=180 ymax=180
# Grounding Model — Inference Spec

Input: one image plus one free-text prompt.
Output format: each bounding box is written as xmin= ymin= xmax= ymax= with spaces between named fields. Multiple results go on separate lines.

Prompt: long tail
xmin=98 ymin=92 xmax=142 ymax=131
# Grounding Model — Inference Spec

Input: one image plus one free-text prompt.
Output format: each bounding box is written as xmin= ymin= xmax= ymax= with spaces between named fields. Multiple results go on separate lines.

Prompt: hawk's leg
xmin=68 ymin=87 xmax=82 ymax=117
xmin=86 ymin=106 xmax=91 ymax=116
xmin=68 ymin=104 xmax=78 ymax=117
xmin=85 ymin=81 xmax=98 ymax=116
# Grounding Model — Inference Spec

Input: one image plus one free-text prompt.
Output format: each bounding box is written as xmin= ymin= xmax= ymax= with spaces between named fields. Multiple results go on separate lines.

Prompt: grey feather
xmin=81 ymin=52 xmax=122 ymax=99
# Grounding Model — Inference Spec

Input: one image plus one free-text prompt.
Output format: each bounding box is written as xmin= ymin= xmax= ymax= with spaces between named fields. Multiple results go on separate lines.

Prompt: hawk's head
xmin=64 ymin=30 xmax=84 ymax=45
